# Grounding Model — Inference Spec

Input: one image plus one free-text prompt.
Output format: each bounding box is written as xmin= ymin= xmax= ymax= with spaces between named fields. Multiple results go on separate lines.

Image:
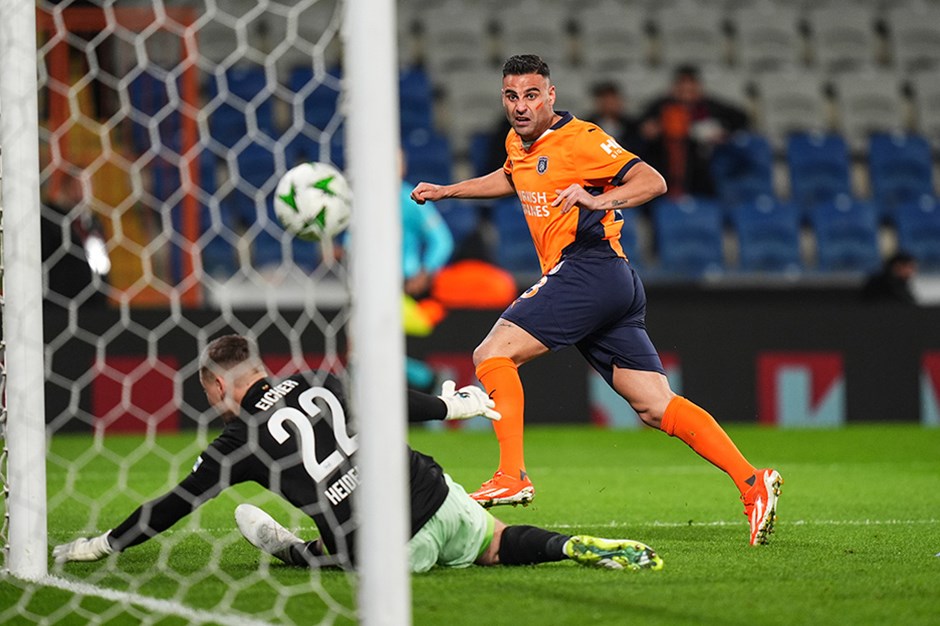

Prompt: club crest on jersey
xmin=537 ymin=156 xmax=549 ymax=175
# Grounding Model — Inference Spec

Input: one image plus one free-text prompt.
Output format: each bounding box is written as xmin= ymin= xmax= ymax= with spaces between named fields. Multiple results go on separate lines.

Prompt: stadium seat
xmin=652 ymin=196 xmax=725 ymax=277
xmin=895 ymin=195 xmax=940 ymax=271
xmin=700 ymin=67 xmax=752 ymax=111
xmin=612 ymin=68 xmax=671 ymax=115
xmin=886 ymin=7 xmax=940 ymax=73
xmin=710 ymin=132 xmax=775 ymax=209
xmin=655 ymin=8 xmax=727 ymax=68
xmin=618 ymin=208 xmax=645 ymax=268
xmin=206 ymin=65 xmax=277 ymax=149
xmin=732 ymin=196 xmax=803 ymax=273
xmin=499 ymin=5 xmax=572 ymax=69
xmin=811 ymin=194 xmax=881 ymax=272
xmin=287 ymin=66 xmax=342 ymax=133
xmin=868 ymin=132 xmax=935 ymax=222
xmin=755 ymin=72 xmax=828 ymax=146
xmin=434 ymin=199 xmax=481 ymax=247
xmin=832 ymin=73 xmax=905 ymax=150
xmin=732 ymin=4 xmax=801 ymax=72
xmin=575 ymin=1 xmax=648 ymax=72
xmin=492 ymin=197 xmax=539 ymax=272
xmin=399 ymin=67 xmax=434 ymax=133
xmin=546 ymin=63 xmax=591 ymax=117
xmin=911 ymin=74 xmax=940 ymax=148
xmin=403 ymin=128 xmax=453 ymax=185
xmin=787 ymin=132 xmax=852 ymax=214
xmin=440 ymin=67 xmax=503 ymax=152
xmin=807 ymin=6 xmax=877 ymax=73
xmin=127 ymin=69 xmax=181 ymax=154
xmin=421 ymin=1 xmax=492 ymax=76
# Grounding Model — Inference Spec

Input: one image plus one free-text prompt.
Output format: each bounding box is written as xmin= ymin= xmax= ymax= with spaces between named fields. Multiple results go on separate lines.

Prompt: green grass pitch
xmin=2 ymin=424 xmax=938 ymax=625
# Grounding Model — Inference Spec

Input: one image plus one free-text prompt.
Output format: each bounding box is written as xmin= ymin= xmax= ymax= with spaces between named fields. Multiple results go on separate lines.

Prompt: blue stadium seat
xmin=619 ymin=209 xmax=644 ymax=268
xmin=287 ymin=66 xmax=342 ymax=132
xmin=895 ymin=195 xmax=940 ymax=271
xmin=811 ymin=194 xmax=881 ymax=272
xmin=653 ymin=197 xmax=725 ymax=277
xmin=399 ymin=67 xmax=434 ymax=133
xmin=868 ymin=133 xmax=935 ymax=222
xmin=207 ymin=65 xmax=276 ymax=148
xmin=128 ymin=69 xmax=181 ymax=154
xmin=732 ymin=196 xmax=802 ymax=273
xmin=403 ymin=129 xmax=453 ymax=185
xmin=433 ymin=199 xmax=481 ymax=247
xmin=787 ymin=132 xmax=852 ymax=215
xmin=711 ymin=133 xmax=775 ymax=209
xmin=469 ymin=131 xmax=493 ymax=178
xmin=492 ymin=197 xmax=539 ymax=272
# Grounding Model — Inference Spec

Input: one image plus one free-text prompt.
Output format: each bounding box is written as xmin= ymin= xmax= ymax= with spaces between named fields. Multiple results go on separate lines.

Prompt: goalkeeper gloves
xmin=438 ymin=380 xmax=501 ymax=421
xmin=53 ymin=531 xmax=114 ymax=563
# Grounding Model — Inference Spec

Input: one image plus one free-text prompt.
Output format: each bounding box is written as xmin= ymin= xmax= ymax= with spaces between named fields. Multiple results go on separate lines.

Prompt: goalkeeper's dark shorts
xmin=500 ymin=255 xmax=665 ymax=386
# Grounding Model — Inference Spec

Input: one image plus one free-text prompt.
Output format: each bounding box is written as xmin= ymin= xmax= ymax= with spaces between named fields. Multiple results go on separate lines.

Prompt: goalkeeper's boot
xmin=741 ymin=468 xmax=784 ymax=546
xmin=235 ymin=504 xmax=304 ymax=564
xmin=563 ymin=536 xmax=664 ymax=571
xmin=469 ymin=470 xmax=535 ymax=508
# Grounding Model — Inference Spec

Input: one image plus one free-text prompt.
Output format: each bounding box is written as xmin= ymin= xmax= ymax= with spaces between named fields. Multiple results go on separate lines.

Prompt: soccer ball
xmin=273 ymin=162 xmax=352 ymax=241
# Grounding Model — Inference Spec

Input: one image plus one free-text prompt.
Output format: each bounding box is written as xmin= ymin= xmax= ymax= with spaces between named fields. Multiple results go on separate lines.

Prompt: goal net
xmin=1 ymin=0 xmax=407 ymax=623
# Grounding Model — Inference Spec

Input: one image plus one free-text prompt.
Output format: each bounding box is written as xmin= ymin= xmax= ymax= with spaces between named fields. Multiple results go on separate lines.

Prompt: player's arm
xmin=53 ymin=445 xmax=233 ymax=562
xmin=552 ymin=161 xmax=667 ymax=214
xmin=408 ymin=381 xmax=500 ymax=423
xmin=411 ymin=169 xmax=515 ymax=204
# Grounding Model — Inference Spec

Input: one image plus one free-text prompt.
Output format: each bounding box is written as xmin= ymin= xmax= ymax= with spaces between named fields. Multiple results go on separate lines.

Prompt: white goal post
xmin=0 ymin=0 xmax=49 ymax=581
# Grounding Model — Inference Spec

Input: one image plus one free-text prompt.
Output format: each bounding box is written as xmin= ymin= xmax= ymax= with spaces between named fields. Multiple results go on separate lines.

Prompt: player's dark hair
xmin=199 ymin=334 xmax=264 ymax=381
xmin=674 ymin=64 xmax=701 ymax=82
xmin=502 ymin=54 xmax=550 ymax=79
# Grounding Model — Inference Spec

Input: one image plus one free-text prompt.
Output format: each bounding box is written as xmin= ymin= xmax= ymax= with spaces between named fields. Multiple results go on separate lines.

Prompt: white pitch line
xmin=17 ymin=575 xmax=278 ymax=626
xmin=547 ymin=518 xmax=940 ymax=529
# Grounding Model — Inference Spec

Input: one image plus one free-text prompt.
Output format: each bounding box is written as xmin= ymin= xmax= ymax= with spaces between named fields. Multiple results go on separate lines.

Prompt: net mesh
xmin=1 ymin=1 xmax=360 ymax=623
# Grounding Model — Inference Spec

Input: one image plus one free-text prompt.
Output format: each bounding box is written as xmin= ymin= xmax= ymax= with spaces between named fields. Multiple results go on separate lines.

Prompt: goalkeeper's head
xmin=199 ymin=334 xmax=268 ymax=421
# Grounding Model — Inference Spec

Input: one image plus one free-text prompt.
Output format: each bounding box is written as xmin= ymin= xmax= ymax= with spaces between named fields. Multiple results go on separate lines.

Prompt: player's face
xmin=502 ymin=73 xmax=556 ymax=142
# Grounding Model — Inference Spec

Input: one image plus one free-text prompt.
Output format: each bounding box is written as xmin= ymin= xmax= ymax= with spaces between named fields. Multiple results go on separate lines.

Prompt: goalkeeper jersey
xmin=108 ymin=372 xmax=449 ymax=568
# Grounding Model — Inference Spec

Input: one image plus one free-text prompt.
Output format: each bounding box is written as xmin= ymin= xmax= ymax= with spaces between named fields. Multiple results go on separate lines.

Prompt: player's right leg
xmin=470 ymin=318 xmax=547 ymax=508
xmin=235 ymin=504 xmax=308 ymax=565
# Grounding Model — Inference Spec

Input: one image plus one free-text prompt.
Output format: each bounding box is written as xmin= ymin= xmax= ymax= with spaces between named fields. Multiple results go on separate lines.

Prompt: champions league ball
xmin=274 ymin=162 xmax=352 ymax=241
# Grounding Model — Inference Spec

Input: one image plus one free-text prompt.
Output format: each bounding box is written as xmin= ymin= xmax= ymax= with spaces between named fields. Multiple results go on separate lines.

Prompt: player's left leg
xmin=611 ymin=366 xmax=783 ymax=545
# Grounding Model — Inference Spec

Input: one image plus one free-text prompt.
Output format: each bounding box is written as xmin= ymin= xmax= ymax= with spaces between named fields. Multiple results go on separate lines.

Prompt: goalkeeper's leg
xmin=235 ymin=504 xmax=325 ymax=567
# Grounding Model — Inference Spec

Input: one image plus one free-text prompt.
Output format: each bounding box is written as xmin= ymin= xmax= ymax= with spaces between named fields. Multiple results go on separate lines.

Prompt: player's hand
xmin=553 ymin=184 xmax=597 ymax=214
xmin=410 ymin=182 xmax=445 ymax=205
xmin=438 ymin=380 xmax=501 ymax=421
xmin=52 ymin=532 xmax=114 ymax=563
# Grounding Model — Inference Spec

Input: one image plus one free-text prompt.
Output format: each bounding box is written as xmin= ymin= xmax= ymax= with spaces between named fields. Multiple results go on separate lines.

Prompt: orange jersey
xmin=503 ymin=112 xmax=642 ymax=274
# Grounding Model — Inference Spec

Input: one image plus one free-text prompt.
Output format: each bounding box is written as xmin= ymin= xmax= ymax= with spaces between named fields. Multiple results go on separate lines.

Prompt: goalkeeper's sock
xmin=289 ymin=540 xmax=325 ymax=567
xmin=476 ymin=356 xmax=526 ymax=477
xmin=660 ymin=396 xmax=756 ymax=495
xmin=498 ymin=525 xmax=570 ymax=565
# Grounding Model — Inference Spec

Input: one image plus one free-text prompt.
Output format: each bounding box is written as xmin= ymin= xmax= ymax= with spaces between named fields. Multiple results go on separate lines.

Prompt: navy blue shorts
xmin=501 ymin=256 xmax=665 ymax=385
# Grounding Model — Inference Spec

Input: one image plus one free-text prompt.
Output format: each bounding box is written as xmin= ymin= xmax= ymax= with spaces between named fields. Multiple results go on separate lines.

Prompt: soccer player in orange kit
xmin=411 ymin=55 xmax=782 ymax=545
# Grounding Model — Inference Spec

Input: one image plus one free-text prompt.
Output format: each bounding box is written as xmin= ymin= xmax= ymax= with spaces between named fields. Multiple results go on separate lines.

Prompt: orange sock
xmin=476 ymin=356 xmax=526 ymax=478
xmin=660 ymin=396 xmax=755 ymax=495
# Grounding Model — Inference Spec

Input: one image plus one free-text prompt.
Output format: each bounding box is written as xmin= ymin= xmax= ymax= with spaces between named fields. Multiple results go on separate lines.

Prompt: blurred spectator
xmin=584 ymin=81 xmax=643 ymax=153
xmin=861 ymin=252 xmax=918 ymax=304
xmin=640 ymin=65 xmax=749 ymax=197
xmin=41 ymin=173 xmax=110 ymax=307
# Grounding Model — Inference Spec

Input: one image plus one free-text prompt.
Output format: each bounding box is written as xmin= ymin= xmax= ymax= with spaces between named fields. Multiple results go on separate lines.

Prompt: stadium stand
xmin=492 ymin=197 xmax=540 ymax=272
xmin=733 ymin=195 xmax=803 ymax=273
xmin=895 ymin=195 xmax=940 ymax=271
xmin=653 ymin=196 xmax=725 ymax=277
xmin=811 ymin=194 xmax=881 ymax=272
xmin=787 ymin=132 xmax=853 ymax=213
xmin=710 ymin=132 xmax=775 ymax=209
xmin=910 ymin=74 xmax=940 ymax=147
xmin=886 ymin=6 xmax=940 ymax=73
xmin=732 ymin=4 xmax=802 ymax=72
xmin=807 ymin=5 xmax=878 ymax=73
xmin=832 ymin=72 xmax=907 ymax=150
xmin=868 ymin=132 xmax=935 ymax=221
xmin=755 ymin=71 xmax=828 ymax=146
xmin=420 ymin=0 xmax=492 ymax=75
xmin=498 ymin=3 xmax=572 ymax=70
xmin=575 ymin=1 xmax=649 ymax=72
xmin=654 ymin=7 xmax=728 ymax=68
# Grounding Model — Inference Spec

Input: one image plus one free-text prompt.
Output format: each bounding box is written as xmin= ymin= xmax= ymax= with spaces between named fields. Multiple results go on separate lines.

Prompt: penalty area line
xmin=20 ymin=575 xmax=276 ymax=626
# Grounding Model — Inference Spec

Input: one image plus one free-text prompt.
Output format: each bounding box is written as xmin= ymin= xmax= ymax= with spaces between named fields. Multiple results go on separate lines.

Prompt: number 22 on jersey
xmin=267 ymin=386 xmax=358 ymax=482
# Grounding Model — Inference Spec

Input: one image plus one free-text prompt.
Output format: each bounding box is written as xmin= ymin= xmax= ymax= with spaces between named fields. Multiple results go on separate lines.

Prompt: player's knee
xmin=472 ymin=342 xmax=496 ymax=367
xmin=629 ymin=395 xmax=673 ymax=428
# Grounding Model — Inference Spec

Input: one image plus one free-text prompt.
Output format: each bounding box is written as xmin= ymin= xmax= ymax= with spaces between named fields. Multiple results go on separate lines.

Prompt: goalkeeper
xmin=54 ymin=334 xmax=662 ymax=573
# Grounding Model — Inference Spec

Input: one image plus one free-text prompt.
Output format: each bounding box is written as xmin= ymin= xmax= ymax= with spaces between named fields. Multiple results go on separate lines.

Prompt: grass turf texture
xmin=2 ymin=424 xmax=938 ymax=625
